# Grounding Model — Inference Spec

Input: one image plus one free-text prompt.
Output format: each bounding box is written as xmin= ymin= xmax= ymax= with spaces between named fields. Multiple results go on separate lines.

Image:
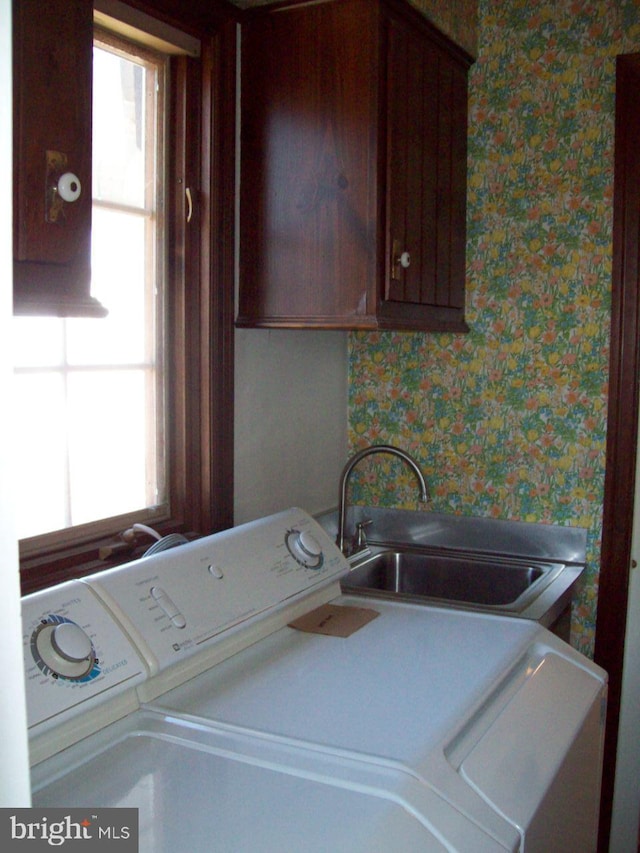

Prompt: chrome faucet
xmin=336 ymin=444 xmax=430 ymax=556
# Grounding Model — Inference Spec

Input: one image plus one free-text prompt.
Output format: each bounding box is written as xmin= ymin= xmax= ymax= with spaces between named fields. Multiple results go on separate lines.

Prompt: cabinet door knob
xmin=391 ymin=238 xmax=411 ymax=280
xmin=57 ymin=172 xmax=82 ymax=203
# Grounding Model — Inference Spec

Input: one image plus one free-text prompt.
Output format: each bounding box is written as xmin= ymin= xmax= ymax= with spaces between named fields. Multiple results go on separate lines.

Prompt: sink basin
xmin=342 ymin=548 xmax=562 ymax=610
xmin=317 ymin=506 xmax=586 ymax=632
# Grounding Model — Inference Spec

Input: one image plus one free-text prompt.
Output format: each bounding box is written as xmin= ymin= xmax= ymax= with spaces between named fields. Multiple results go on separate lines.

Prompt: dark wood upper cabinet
xmin=13 ymin=0 xmax=106 ymax=317
xmin=238 ymin=0 xmax=473 ymax=331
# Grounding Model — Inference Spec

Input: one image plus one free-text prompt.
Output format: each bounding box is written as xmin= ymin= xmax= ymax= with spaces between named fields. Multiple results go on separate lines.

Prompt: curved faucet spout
xmin=337 ymin=444 xmax=430 ymax=556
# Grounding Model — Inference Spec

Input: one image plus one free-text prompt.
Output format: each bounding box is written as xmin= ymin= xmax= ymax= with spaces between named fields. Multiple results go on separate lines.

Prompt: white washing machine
xmin=23 ymin=508 xmax=607 ymax=851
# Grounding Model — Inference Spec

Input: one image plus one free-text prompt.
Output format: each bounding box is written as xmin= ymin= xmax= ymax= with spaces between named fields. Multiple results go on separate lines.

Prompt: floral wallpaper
xmin=348 ymin=0 xmax=640 ymax=657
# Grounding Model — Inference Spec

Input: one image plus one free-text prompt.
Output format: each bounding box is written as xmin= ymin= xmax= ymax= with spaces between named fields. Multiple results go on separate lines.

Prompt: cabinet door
xmin=382 ymin=14 xmax=469 ymax=331
xmin=238 ymin=0 xmax=379 ymax=328
xmin=13 ymin=0 xmax=106 ymax=316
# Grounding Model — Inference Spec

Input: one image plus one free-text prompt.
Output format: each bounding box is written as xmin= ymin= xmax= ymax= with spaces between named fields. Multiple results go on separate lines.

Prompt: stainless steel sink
xmin=342 ymin=547 xmax=562 ymax=611
xmin=319 ymin=506 xmax=587 ymax=632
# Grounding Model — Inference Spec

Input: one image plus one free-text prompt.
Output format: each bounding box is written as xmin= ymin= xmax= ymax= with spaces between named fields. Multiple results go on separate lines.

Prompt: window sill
xmin=19 ymin=525 xmax=201 ymax=595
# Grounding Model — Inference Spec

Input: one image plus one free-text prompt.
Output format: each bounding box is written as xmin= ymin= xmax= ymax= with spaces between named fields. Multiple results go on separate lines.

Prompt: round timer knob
xmin=33 ymin=620 xmax=95 ymax=680
xmin=286 ymin=530 xmax=324 ymax=569
xmin=51 ymin=622 xmax=93 ymax=663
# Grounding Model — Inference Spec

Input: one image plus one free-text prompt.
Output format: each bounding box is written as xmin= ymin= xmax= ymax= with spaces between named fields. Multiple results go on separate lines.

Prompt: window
xmin=15 ymin=2 xmax=236 ymax=594
xmin=14 ymin=34 xmax=166 ymax=542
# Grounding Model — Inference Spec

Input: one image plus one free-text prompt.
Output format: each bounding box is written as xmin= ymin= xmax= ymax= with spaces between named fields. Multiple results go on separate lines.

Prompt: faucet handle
xmin=354 ymin=518 xmax=373 ymax=550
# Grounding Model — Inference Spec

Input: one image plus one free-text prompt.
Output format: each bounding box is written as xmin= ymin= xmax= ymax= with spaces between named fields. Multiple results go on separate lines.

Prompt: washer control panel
xmin=84 ymin=508 xmax=349 ymax=675
xmin=22 ymin=581 xmax=147 ymax=734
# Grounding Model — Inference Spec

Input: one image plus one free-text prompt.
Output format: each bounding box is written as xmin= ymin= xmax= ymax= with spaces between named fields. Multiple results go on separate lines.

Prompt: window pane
xmin=13 ymin=373 xmax=69 ymax=538
xmin=13 ymin=317 xmax=64 ymax=368
xmin=67 ymin=370 xmax=156 ymax=524
xmin=68 ymin=209 xmax=150 ymax=366
xmin=92 ymin=47 xmax=149 ymax=209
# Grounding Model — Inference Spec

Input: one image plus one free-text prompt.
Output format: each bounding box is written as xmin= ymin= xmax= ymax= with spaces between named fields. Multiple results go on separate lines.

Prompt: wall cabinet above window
xmin=237 ymin=0 xmax=473 ymax=332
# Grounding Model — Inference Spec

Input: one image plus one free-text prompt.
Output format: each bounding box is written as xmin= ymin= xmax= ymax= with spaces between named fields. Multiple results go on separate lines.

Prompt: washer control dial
xmin=285 ymin=529 xmax=324 ymax=569
xmin=31 ymin=618 xmax=96 ymax=680
xmin=51 ymin=622 xmax=93 ymax=662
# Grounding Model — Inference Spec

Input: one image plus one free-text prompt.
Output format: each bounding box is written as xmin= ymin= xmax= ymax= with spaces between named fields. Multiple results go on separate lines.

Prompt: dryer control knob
xmin=285 ymin=530 xmax=324 ymax=569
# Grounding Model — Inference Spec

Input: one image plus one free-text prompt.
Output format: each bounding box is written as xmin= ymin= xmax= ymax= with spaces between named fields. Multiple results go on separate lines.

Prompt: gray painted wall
xmin=234 ymin=329 xmax=348 ymax=524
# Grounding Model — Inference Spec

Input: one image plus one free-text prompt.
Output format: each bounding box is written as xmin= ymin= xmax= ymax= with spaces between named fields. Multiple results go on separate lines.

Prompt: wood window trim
xmin=19 ymin=0 xmax=238 ymax=595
